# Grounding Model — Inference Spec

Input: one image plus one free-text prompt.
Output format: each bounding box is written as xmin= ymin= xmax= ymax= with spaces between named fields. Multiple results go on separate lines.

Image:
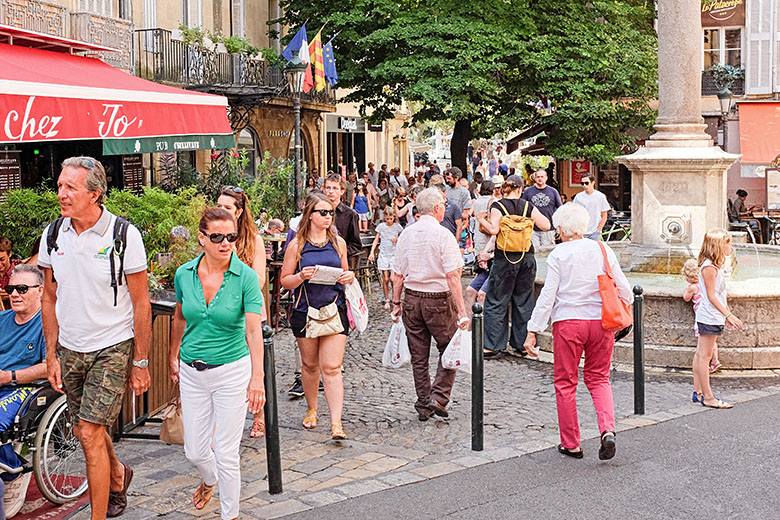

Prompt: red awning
xmin=0 ymin=43 xmax=235 ymax=154
xmin=738 ymin=102 xmax=780 ymax=164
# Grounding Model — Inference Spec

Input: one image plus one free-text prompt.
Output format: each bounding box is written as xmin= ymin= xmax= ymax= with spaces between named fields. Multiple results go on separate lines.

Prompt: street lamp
xmin=717 ymin=87 xmax=733 ymax=152
xmin=285 ymin=56 xmax=307 ymax=212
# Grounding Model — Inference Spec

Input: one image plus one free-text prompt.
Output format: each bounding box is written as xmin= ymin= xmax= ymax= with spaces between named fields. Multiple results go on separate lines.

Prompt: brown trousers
xmin=402 ymin=289 xmax=457 ymax=414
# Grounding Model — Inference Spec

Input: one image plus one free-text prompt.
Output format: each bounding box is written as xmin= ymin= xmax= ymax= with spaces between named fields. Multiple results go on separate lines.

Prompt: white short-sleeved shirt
xmin=574 ymin=189 xmax=611 ymax=234
xmin=393 ymin=215 xmax=463 ymax=293
xmin=38 ymin=208 xmax=147 ymax=352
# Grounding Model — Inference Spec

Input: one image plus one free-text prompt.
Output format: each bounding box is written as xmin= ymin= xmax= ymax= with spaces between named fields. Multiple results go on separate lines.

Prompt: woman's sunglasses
xmin=5 ymin=284 xmax=40 ymax=295
xmin=315 ymin=209 xmax=335 ymax=217
xmin=223 ymin=185 xmax=244 ymax=194
xmin=203 ymin=232 xmax=239 ymax=243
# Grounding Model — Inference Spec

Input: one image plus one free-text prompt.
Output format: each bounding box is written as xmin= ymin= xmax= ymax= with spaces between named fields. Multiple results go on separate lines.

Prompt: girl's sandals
xmin=557 ymin=444 xmax=583 ymax=459
xmin=303 ymin=409 xmax=318 ymax=429
xmin=250 ymin=418 xmax=265 ymax=438
xmin=709 ymin=361 xmax=723 ymax=374
xmin=193 ymin=482 xmax=215 ymax=510
xmin=701 ymin=398 xmax=733 ymax=409
xmin=331 ymin=424 xmax=348 ymax=440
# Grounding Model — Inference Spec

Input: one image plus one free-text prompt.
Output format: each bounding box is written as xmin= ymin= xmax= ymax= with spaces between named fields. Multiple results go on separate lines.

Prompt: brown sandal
xmin=193 ymin=482 xmax=215 ymax=510
xmin=250 ymin=417 xmax=265 ymax=438
xmin=303 ymin=409 xmax=318 ymax=429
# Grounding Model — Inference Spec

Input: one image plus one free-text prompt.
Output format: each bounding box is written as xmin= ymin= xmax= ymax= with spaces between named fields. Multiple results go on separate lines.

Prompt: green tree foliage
xmin=241 ymin=152 xmax=296 ymax=223
xmin=277 ymin=0 xmax=657 ymax=165
xmin=0 ymin=189 xmax=60 ymax=258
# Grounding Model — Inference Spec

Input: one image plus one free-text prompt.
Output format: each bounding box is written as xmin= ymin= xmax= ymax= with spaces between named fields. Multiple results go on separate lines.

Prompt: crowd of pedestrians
xmin=0 ymin=151 xmax=744 ymax=519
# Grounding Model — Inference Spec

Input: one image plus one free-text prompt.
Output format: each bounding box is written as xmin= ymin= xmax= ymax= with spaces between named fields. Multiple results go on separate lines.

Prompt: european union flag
xmin=323 ymin=37 xmax=338 ymax=86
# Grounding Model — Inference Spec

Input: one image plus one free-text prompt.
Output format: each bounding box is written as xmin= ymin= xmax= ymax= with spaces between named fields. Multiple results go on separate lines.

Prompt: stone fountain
xmin=534 ymin=0 xmax=780 ymax=369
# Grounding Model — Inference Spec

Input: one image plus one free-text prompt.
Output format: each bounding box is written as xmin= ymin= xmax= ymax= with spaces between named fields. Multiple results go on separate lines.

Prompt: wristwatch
xmin=11 ymin=370 xmax=17 ymax=385
xmin=132 ymin=359 xmax=149 ymax=369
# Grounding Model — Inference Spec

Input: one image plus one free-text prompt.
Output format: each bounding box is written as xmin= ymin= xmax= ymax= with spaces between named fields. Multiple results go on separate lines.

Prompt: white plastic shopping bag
xmin=382 ymin=320 xmax=411 ymax=368
xmin=345 ymin=280 xmax=369 ymax=333
xmin=441 ymin=329 xmax=472 ymax=374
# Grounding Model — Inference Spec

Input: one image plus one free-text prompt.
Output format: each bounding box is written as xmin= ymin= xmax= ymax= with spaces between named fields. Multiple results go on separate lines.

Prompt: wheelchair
xmin=0 ymin=381 xmax=88 ymax=504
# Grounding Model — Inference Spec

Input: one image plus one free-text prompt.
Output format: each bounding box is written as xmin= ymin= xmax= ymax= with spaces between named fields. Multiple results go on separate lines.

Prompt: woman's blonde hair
xmin=681 ymin=258 xmax=699 ymax=283
xmin=295 ymin=192 xmax=339 ymax=263
xmin=383 ymin=206 xmax=397 ymax=222
xmin=219 ymin=186 xmax=256 ymax=267
xmin=698 ymin=228 xmax=731 ymax=269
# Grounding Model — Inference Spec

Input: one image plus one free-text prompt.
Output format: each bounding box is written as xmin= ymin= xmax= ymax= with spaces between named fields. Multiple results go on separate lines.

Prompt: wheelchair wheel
xmin=32 ymin=394 xmax=88 ymax=504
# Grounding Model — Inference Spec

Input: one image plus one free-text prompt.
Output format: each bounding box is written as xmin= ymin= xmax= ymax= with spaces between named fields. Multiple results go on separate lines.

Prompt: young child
xmin=368 ymin=207 xmax=403 ymax=310
xmin=352 ymin=183 xmax=372 ymax=232
xmin=692 ymin=230 xmax=743 ymax=409
xmin=682 ymin=259 xmax=721 ymax=382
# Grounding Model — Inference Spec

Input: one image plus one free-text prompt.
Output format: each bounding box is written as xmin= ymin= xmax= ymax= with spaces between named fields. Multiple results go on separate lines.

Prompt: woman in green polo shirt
xmin=168 ymin=207 xmax=265 ymax=520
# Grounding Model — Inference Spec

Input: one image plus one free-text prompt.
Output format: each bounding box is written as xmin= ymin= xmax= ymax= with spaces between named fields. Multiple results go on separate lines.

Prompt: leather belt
xmin=185 ymin=360 xmax=224 ymax=371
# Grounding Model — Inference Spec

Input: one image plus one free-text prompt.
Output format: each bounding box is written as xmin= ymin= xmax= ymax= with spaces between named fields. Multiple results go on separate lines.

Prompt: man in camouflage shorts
xmin=39 ymin=157 xmax=151 ymax=520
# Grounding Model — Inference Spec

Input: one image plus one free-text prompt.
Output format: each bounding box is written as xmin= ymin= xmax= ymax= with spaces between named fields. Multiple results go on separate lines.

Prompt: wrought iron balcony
xmin=134 ymin=28 xmax=334 ymax=105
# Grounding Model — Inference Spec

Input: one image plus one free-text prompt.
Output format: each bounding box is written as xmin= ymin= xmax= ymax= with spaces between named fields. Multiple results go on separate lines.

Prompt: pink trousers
xmin=553 ymin=319 xmax=615 ymax=449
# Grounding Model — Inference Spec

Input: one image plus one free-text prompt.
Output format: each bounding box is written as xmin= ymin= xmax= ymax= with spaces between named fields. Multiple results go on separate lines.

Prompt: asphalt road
xmin=286 ymin=392 xmax=780 ymax=519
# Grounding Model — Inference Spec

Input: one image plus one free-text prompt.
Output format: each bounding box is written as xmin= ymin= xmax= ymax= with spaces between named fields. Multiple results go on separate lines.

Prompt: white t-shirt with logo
xmin=574 ymin=189 xmax=611 ymax=234
xmin=38 ymin=208 xmax=147 ymax=353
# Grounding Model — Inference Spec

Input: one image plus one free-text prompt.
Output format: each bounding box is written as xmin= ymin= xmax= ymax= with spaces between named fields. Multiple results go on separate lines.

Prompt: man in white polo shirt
xmin=38 ymin=157 xmax=151 ymax=520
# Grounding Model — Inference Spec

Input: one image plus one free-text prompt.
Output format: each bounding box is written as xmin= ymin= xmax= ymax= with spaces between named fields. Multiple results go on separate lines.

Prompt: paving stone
xmin=376 ymin=470 xmax=427 ymax=487
xmin=284 ymin=478 xmax=320 ymax=492
xmin=333 ymin=478 xmax=390 ymax=498
xmin=333 ymin=458 xmax=366 ymax=470
xmin=450 ymin=455 xmax=492 ymax=468
xmin=339 ymin=467 xmax=380 ymax=480
xmin=306 ymin=476 xmax=353 ymax=492
xmin=298 ymin=490 xmax=347 ymax=507
xmin=307 ymin=466 xmax=348 ymax=481
xmin=248 ymin=499 xmax=311 ymax=519
xmin=410 ymin=462 xmax=464 ymax=479
xmin=359 ymin=456 xmax=408 ymax=473
xmin=355 ymin=451 xmax=386 ymax=462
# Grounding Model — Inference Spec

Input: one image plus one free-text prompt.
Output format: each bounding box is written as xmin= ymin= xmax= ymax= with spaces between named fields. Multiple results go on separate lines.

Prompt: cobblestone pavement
xmin=71 ymin=278 xmax=780 ymax=520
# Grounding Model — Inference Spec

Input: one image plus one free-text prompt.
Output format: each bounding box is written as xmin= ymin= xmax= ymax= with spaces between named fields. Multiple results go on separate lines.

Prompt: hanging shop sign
xmin=103 ymin=134 xmax=235 ymax=156
xmin=701 ymin=0 xmax=745 ymax=27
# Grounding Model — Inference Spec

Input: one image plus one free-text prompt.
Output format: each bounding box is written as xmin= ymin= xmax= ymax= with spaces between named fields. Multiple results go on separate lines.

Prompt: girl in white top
xmin=693 ymin=229 xmax=742 ymax=409
xmin=368 ymin=207 xmax=403 ymax=310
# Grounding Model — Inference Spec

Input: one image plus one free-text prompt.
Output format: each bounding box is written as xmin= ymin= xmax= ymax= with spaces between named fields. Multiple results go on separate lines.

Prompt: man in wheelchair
xmin=0 ymin=265 xmax=48 ymax=517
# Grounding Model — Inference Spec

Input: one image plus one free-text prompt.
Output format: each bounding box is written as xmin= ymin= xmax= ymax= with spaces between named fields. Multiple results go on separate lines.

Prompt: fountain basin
xmin=533 ymin=243 xmax=780 ymax=369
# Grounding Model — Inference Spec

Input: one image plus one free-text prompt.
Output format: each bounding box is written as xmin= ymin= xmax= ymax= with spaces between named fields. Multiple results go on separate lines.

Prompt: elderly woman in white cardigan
xmin=524 ymin=203 xmax=632 ymax=461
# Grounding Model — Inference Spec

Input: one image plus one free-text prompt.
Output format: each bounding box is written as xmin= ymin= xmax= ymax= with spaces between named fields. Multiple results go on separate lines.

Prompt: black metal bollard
xmin=633 ymin=286 xmax=645 ymax=415
xmin=471 ymin=303 xmax=484 ymax=451
xmin=263 ymin=326 xmax=283 ymax=494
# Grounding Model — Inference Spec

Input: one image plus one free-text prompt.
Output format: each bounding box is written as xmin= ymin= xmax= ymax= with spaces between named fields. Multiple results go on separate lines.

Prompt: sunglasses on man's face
xmin=581 ymin=181 xmax=591 ymax=186
xmin=203 ymin=232 xmax=239 ymax=243
xmin=5 ymin=284 xmax=40 ymax=295
xmin=315 ymin=209 xmax=335 ymax=217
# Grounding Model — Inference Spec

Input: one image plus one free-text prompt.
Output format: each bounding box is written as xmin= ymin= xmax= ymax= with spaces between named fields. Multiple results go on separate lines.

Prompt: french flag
xmin=281 ymin=24 xmax=310 ymax=65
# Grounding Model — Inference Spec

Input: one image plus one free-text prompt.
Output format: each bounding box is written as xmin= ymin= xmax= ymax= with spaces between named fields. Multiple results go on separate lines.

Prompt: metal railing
xmin=133 ymin=28 xmax=335 ymax=104
xmin=134 ymin=28 xmax=282 ymax=88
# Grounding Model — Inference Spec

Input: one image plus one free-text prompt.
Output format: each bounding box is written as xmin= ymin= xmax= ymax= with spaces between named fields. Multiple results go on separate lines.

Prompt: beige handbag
xmin=159 ymin=384 xmax=184 ymax=445
xmin=297 ymin=278 xmax=344 ymax=338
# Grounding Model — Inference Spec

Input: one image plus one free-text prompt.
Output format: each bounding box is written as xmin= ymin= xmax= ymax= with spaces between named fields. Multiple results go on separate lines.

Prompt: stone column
xmin=648 ymin=0 xmax=712 ymax=147
xmin=618 ymin=0 xmax=739 ymax=262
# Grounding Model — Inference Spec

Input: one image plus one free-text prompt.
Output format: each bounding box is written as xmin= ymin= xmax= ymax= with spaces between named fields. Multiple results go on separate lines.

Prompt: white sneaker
xmin=4 ymin=472 xmax=31 ymax=518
